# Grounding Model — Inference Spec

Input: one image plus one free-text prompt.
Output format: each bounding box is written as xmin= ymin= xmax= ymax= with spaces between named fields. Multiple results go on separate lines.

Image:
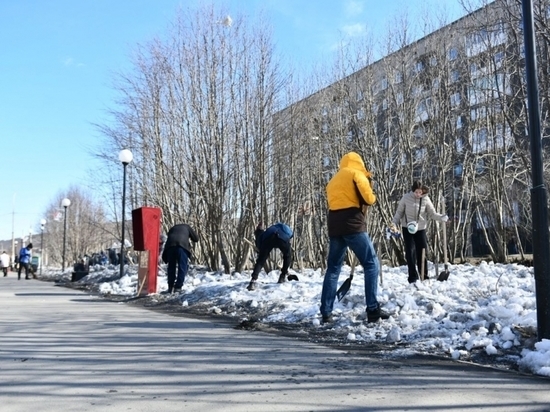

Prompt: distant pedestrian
xmin=99 ymin=251 xmax=108 ymax=266
xmin=108 ymin=248 xmax=118 ymax=265
xmin=0 ymin=251 xmax=9 ymax=277
xmin=18 ymin=243 xmax=33 ymax=280
xmin=161 ymin=223 xmax=199 ymax=294
xmin=247 ymin=222 xmax=297 ymax=291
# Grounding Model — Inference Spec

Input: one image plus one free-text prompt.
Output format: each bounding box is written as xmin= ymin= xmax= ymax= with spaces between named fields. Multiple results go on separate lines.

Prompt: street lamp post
xmin=119 ymin=149 xmax=133 ymax=278
xmin=40 ymin=218 xmax=46 ymax=276
xmin=61 ymin=198 xmax=71 ymax=271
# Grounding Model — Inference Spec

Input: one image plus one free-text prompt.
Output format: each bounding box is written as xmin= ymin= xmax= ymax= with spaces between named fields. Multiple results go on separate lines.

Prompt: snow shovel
xmin=437 ymin=199 xmax=450 ymax=281
xmin=336 ymin=254 xmax=356 ymax=301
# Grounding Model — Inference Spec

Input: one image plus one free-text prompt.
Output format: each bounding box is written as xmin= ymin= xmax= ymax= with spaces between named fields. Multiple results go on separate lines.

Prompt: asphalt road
xmin=1 ymin=274 xmax=549 ymax=412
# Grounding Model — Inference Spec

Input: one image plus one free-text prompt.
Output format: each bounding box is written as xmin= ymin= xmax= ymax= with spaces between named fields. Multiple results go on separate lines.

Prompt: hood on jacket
xmin=339 ymin=152 xmax=372 ymax=178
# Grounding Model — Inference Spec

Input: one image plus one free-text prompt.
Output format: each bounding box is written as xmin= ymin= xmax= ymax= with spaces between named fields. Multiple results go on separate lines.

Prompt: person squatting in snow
xmin=320 ymin=151 xmax=389 ymax=324
xmin=246 ymin=222 xmax=298 ymax=291
xmin=161 ymin=223 xmax=199 ymax=294
xmin=391 ymin=180 xmax=448 ymax=284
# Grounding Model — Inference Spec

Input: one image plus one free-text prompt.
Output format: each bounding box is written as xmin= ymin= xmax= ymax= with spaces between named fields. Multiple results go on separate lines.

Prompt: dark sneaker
xmin=321 ymin=314 xmax=333 ymax=324
xmin=173 ymin=287 xmax=182 ymax=293
xmin=367 ymin=305 xmax=390 ymax=323
xmin=247 ymin=280 xmax=257 ymax=291
xmin=277 ymin=273 xmax=286 ymax=283
xmin=160 ymin=288 xmax=173 ymax=295
xmin=287 ymin=274 xmax=299 ymax=281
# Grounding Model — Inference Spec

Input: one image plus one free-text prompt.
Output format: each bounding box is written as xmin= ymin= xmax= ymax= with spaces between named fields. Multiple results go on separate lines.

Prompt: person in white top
xmin=0 ymin=251 xmax=10 ymax=277
xmin=391 ymin=181 xmax=448 ymax=283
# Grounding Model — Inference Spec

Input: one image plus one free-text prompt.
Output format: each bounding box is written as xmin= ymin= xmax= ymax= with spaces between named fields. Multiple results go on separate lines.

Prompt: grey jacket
xmin=392 ymin=192 xmax=446 ymax=231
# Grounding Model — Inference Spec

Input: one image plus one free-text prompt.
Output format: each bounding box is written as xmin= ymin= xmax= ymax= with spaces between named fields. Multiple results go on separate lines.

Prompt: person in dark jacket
xmin=18 ymin=243 xmax=33 ymax=280
xmin=247 ymin=222 xmax=297 ymax=291
xmin=320 ymin=152 xmax=388 ymax=324
xmin=161 ymin=224 xmax=199 ymax=294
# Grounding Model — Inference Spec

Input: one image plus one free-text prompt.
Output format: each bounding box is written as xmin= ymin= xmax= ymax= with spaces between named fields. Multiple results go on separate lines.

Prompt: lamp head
xmin=61 ymin=198 xmax=71 ymax=208
xmin=119 ymin=149 xmax=133 ymax=165
xmin=221 ymin=15 xmax=233 ymax=27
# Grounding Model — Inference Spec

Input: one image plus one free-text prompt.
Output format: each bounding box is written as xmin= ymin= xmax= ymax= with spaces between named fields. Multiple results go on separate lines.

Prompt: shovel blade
xmin=437 ymin=271 xmax=449 ymax=282
xmin=336 ymin=276 xmax=353 ymax=301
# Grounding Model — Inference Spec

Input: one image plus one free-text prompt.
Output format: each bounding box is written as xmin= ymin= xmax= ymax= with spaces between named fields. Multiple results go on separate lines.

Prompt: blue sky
xmin=0 ymin=0 xmax=468 ymax=242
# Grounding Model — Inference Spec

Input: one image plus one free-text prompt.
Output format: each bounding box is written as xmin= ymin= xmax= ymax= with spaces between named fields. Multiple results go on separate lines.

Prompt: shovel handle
xmin=441 ymin=195 xmax=448 ymax=265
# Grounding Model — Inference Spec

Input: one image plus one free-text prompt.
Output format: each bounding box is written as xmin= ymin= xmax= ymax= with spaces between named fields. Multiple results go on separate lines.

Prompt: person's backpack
xmin=273 ymin=223 xmax=293 ymax=242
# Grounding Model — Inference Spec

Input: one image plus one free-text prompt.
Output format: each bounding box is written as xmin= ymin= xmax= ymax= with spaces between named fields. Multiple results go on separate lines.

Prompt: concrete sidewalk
xmin=1 ymin=275 xmax=549 ymax=412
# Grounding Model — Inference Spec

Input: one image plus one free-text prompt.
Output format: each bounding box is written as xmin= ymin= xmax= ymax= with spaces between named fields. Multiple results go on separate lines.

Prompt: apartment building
xmin=274 ymin=0 xmax=546 ymax=259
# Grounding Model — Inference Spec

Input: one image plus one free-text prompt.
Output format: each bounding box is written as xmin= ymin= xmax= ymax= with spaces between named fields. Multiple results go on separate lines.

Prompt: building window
xmin=471 ymin=128 xmax=488 ymax=153
xmin=415 ymin=148 xmax=427 ymax=161
xmin=416 ymin=98 xmax=431 ymax=122
xmin=456 ymin=137 xmax=464 ymax=153
xmin=456 ymin=116 xmax=463 ymax=129
xmin=414 ymin=127 xmax=425 ymax=139
xmin=412 ymin=85 xmax=423 ymax=97
xmin=450 ymin=70 xmax=460 ymax=83
xmin=396 ymin=92 xmax=404 ymax=104
xmin=494 ymin=51 xmax=504 ymax=68
xmin=415 ymin=60 xmax=424 ymax=73
xmin=450 ymin=92 xmax=461 ymax=107
xmin=448 ymin=48 xmax=458 ymax=60
xmin=395 ymin=71 xmax=403 ymax=84
xmin=454 ymin=164 xmax=463 ymax=177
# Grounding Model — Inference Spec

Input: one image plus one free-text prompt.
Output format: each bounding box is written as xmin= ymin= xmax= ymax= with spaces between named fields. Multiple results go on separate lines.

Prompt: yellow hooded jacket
xmin=326 ymin=152 xmax=376 ymax=236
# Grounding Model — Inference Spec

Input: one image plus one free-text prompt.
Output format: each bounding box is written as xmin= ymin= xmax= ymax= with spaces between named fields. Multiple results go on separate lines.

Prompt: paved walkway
xmin=1 ymin=274 xmax=549 ymax=412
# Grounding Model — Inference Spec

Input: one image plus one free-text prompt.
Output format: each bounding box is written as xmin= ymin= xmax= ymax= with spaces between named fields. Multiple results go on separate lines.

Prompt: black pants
xmin=251 ymin=235 xmax=291 ymax=280
xmin=402 ymin=228 xmax=428 ymax=282
xmin=166 ymin=247 xmax=189 ymax=290
xmin=18 ymin=262 xmax=29 ymax=279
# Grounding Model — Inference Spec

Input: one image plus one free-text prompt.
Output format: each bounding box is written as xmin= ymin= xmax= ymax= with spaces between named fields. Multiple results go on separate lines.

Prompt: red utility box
xmin=132 ymin=207 xmax=162 ymax=295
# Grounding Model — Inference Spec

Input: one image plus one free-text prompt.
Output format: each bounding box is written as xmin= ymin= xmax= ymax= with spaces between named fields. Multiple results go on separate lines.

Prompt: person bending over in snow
xmin=247 ymin=222 xmax=298 ymax=291
xmin=161 ymin=223 xmax=199 ymax=294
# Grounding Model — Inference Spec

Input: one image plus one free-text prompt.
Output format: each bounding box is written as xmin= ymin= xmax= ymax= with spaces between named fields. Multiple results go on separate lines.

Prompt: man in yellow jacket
xmin=320 ymin=152 xmax=389 ymax=323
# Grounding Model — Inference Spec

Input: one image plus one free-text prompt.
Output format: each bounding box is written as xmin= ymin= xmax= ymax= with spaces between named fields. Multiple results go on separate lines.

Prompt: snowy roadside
xmin=40 ymin=260 xmax=550 ymax=377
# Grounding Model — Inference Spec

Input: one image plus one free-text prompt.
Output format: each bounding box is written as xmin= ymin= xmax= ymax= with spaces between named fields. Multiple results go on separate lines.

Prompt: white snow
xmin=41 ymin=259 xmax=550 ymax=377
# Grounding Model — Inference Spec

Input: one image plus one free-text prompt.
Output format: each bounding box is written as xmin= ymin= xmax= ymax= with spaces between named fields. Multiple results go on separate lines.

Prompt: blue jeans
xmin=167 ymin=247 xmax=189 ymax=289
xmin=320 ymin=232 xmax=379 ymax=317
